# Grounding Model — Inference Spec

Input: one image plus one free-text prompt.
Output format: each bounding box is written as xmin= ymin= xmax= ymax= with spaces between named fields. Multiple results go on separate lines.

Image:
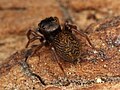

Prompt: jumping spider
xmin=25 ymin=17 xmax=94 ymax=85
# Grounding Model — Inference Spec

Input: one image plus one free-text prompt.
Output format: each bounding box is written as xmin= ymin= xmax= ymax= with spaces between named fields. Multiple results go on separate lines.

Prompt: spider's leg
xmin=26 ymin=29 xmax=43 ymax=48
xmin=51 ymin=47 xmax=70 ymax=86
xmin=51 ymin=47 xmax=65 ymax=76
xmin=31 ymin=42 xmax=45 ymax=56
xmin=25 ymin=42 xmax=45 ymax=62
xmin=74 ymin=28 xmax=95 ymax=48
xmin=65 ymin=22 xmax=95 ymax=49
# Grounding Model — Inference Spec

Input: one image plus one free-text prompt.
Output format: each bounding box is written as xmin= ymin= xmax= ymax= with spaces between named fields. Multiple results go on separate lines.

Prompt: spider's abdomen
xmin=53 ymin=30 xmax=81 ymax=62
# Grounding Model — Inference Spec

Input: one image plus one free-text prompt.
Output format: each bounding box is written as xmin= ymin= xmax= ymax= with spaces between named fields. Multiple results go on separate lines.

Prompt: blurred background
xmin=0 ymin=0 xmax=120 ymax=62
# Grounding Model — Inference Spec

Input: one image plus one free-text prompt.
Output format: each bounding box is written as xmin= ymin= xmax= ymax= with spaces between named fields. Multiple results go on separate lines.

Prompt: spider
xmin=25 ymin=17 xmax=94 ymax=85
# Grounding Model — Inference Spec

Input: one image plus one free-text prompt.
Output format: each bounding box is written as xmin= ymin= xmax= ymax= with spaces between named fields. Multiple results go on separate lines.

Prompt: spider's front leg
xmin=25 ymin=28 xmax=45 ymax=62
xmin=26 ymin=29 xmax=43 ymax=48
xmin=25 ymin=29 xmax=44 ymax=61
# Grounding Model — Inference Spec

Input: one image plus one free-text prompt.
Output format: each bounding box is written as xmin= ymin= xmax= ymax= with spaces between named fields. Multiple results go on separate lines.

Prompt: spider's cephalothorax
xmin=37 ymin=17 xmax=81 ymax=62
xmin=38 ymin=17 xmax=62 ymax=44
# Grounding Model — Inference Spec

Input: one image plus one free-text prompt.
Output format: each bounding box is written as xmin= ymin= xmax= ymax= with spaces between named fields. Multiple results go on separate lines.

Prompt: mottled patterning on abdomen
xmin=53 ymin=30 xmax=81 ymax=62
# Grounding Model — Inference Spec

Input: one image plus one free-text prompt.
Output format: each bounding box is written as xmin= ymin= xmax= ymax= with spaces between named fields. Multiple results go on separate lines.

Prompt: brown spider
xmin=25 ymin=17 xmax=94 ymax=85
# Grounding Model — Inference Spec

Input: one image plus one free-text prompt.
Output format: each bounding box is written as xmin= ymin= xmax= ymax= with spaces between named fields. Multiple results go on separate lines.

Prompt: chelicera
xmin=25 ymin=17 xmax=94 ymax=85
